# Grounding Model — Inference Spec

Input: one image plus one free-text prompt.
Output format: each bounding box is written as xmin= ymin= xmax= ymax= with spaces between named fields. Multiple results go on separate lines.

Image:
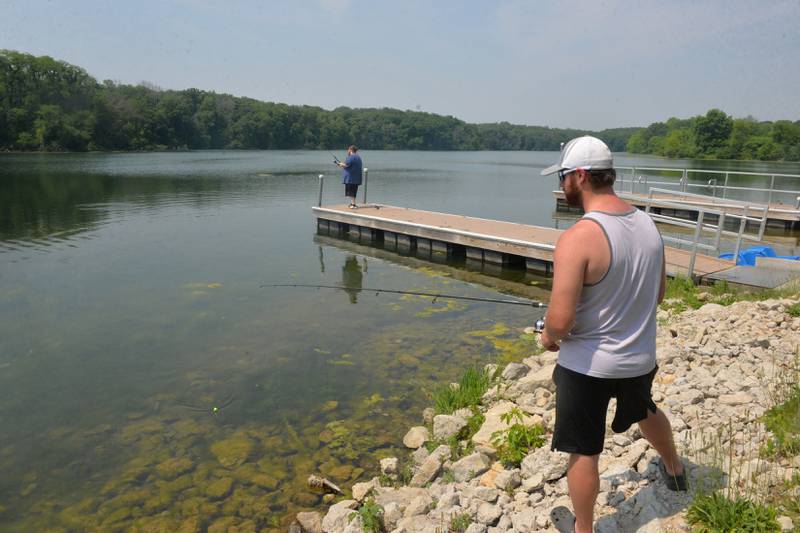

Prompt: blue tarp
xmin=719 ymin=245 xmax=800 ymax=266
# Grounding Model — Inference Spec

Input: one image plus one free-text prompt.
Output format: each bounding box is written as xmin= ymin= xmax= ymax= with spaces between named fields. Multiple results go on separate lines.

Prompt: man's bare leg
xmin=567 ymin=453 xmax=599 ymax=533
xmin=637 ymin=408 xmax=683 ymax=475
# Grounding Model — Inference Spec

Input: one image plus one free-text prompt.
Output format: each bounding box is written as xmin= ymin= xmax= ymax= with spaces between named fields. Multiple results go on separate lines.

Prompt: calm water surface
xmin=1 ymin=150 xmax=798 ymax=530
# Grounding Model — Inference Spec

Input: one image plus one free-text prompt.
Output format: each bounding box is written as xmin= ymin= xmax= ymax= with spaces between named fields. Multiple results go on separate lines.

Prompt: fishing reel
xmin=533 ymin=318 xmax=545 ymax=333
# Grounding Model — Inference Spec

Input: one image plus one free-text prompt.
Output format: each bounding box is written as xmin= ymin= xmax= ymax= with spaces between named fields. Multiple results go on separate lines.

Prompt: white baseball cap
xmin=540 ymin=136 xmax=613 ymax=176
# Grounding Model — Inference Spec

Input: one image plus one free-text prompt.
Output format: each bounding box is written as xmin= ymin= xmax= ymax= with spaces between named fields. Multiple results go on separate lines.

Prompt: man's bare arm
xmin=542 ymin=224 xmax=592 ymax=347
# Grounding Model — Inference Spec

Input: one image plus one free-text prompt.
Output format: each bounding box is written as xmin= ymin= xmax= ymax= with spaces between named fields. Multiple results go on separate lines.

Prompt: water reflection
xmin=341 ymin=255 xmax=366 ymax=304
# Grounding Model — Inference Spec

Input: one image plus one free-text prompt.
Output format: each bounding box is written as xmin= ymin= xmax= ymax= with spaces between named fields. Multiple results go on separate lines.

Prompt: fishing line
xmin=263 ymin=283 xmax=548 ymax=308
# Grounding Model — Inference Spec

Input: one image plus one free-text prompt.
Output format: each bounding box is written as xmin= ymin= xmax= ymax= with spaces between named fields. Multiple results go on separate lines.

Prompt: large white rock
xmin=504 ymin=363 xmax=557 ymax=398
xmin=510 ymin=508 xmax=537 ymax=531
xmin=321 ymin=500 xmax=357 ymax=533
xmin=403 ymin=426 xmax=429 ymax=449
xmin=451 ymin=452 xmax=491 ymax=482
xmin=296 ymin=511 xmax=323 ymax=533
xmin=501 ymin=362 xmax=530 ymax=381
xmin=433 ymin=414 xmax=467 ymax=440
xmin=476 ymin=502 xmax=502 ymax=525
xmin=521 ymin=446 xmax=568 ymax=482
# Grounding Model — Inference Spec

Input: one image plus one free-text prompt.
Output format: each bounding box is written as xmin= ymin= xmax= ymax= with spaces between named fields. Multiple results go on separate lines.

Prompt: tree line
xmin=1 ymin=51 xmax=635 ymax=153
xmin=2 ymin=51 xmax=798 ymax=161
xmin=627 ymin=109 xmax=800 ymax=161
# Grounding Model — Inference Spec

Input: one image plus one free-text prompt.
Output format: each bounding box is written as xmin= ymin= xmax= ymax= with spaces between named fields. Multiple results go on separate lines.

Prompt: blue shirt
xmin=341 ymin=154 xmax=363 ymax=185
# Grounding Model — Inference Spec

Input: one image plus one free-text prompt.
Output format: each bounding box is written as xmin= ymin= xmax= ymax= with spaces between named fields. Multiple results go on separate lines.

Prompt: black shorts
xmin=345 ymin=184 xmax=359 ymax=197
xmin=551 ymin=364 xmax=658 ymax=456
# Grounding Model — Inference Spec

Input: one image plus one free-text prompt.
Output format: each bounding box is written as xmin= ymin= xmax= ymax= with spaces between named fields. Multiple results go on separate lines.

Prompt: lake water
xmin=1 ymin=150 xmax=798 ymax=531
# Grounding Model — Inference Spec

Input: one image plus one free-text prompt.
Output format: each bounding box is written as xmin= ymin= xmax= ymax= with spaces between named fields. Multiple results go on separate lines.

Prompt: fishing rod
xmin=263 ymin=283 xmax=548 ymax=308
xmin=330 ymin=152 xmax=341 ymax=165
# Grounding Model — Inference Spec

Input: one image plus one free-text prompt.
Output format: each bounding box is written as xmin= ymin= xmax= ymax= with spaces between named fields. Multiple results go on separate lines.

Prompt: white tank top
xmin=557 ymin=209 xmax=663 ymax=378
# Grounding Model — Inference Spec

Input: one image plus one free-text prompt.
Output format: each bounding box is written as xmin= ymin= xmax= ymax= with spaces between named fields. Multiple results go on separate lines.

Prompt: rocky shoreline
xmin=293 ymin=297 xmax=800 ymax=533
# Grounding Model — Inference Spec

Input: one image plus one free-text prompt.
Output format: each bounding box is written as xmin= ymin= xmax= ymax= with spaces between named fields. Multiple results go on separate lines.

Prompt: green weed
xmin=441 ymin=469 xmax=456 ymax=484
xmin=662 ymin=276 xmax=798 ymax=312
xmin=686 ymin=492 xmax=779 ymax=532
xmin=449 ymin=512 xmax=471 ymax=532
xmin=349 ymin=498 xmax=384 ymax=533
xmin=763 ymin=384 xmax=800 ymax=457
xmin=490 ymin=407 xmax=546 ymax=468
xmin=788 ymin=302 xmax=800 ymax=317
xmin=433 ymin=367 xmax=492 ymax=414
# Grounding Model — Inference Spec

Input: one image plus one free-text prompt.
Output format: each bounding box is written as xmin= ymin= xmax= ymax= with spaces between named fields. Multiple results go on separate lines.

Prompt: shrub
xmin=349 ymin=498 xmax=384 ymax=533
xmin=490 ymin=407 xmax=546 ymax=467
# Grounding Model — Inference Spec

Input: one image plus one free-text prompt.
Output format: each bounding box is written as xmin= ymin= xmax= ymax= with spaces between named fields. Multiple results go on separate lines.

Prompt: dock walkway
xmin=313 ymin=204 xmax=735 ymax=280
xmin=553 ymin=190 xmax=800 ymax=228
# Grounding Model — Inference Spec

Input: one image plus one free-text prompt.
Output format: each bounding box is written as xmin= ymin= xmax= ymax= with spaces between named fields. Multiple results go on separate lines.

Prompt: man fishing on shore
xmin=538 ymin=136 xmax=686 ymax=533
xmin=336 ymin=145 xmax=363 ymax=208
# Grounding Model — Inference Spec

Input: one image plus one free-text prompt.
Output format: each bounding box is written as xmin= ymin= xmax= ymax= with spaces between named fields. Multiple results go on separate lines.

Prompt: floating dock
xmin=312 ymin=204 xmax=738 ymax=281
xmin=553 ymin=191 xmax=800 ymax=229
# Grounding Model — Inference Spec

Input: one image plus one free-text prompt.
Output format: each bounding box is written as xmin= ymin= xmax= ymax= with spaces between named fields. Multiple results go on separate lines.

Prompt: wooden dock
xmin=553 ymin=190 xmax=800 ymax=229
xmin=312 ymin=204 xmax=736 ymax=280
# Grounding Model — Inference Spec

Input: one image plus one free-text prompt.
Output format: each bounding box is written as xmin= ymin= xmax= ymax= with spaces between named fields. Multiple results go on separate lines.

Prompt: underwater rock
xmin=102 ymin=506 xmax=133 ymax=527
xmin=207 ymin=516 xmax=239 ymax=533
xmin=130 ymin=514 xmax=180 ymax=532
xmin=205 ymin=477 xmax=234 ymax=500
xmin=155 ymin=456 xmax=194 ymax=480
xmin=210 ymin=435 xmax=254 ymax=468
xmin=119 ymin=419 xmax=166 ymax=444
xmin=233 ymin=464 xmax=278 ymax=490
xmin=326 ymin=464 xmax=354 ymax=482
xmin=321 ymin=400 xmax=339 ymax=412
xmin=176 ymin=516 xmax=203 ymax=533
xmin=142 ymin=491 xmax=173 ymax=514
xmin=307 ymin=474 xmax=343 ymax=494
xmin=292 ymin=491 xmax=321 ymax=507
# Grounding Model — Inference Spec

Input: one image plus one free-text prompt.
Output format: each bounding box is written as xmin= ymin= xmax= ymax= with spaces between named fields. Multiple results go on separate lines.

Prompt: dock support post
xmin=526 ymin=258 xmax=551 ymax=275
xmin=465 ymin=247 xmax=484 ymax=261
xmin=362 ymin=168 xmax=368 ymax=204
xmin=318 ymin=174 xmax=324 ymax=207
xmin=383 ymin=231 xmax=397 ymax=251
xmin=688 ymin=211 xmax=704 ymax=280
xmin=359 ymin=227 xmax=378 ymax=243
xmin=396 ymin=234 xmax=414 ymax=251
xmin=317 ymin=219 xmax=330 ymax=234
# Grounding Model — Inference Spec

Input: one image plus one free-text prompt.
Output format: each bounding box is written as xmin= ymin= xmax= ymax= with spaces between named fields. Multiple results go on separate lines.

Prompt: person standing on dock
xmin=336 ymin=145 xmax=363 ymax=208
xmin=539 ymin=136 xmax=686 ymax=533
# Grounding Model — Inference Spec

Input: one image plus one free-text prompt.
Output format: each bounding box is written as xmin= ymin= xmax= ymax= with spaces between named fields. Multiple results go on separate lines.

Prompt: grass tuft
xmin=662 ymin=276 xmax=798 ymax=312
xmin=449 ymin=512 xmax=471 ymax=532
xmin=686 ymin=492 xmax=779 ymax=532
xmin=433 ymin=367 xmax=492 ymax=414
xmin=763 ymin=383 xmax=800 ymax=457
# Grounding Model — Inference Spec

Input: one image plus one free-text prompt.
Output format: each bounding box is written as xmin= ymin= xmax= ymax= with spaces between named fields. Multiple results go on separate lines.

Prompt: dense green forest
xmin=627 ymin=109 xmax=800 ymax=161
xmin=2 ymin=51 xmax=798 ymax=160
xmin=0 ymin=50 xmax=636 ymax=152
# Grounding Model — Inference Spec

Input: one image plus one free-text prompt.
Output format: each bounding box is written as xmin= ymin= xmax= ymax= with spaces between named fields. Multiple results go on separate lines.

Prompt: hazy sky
xmin=2 ymin=0 xmax=798 ymax=130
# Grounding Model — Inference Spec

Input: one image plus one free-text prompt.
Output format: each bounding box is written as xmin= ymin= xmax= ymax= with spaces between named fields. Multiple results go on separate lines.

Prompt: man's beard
xmin=564 ymin=185 xmax=582 ymax=209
